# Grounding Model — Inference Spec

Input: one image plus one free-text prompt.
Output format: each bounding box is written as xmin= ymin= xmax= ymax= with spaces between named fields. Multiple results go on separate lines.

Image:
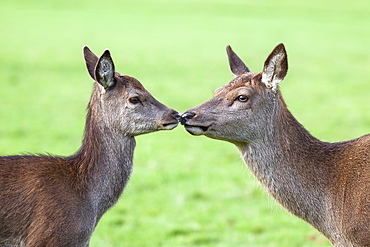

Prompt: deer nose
xmin=172 ymin=111 xmax=181 ymax=122
xmin=180 ymin=112 xmax=196 ymax=125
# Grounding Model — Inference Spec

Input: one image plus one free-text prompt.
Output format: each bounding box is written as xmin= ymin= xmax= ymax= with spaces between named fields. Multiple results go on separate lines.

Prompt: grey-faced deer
xmin=0 ymin=47 xmax=179 ymax=246
xmin=180 ymin=44 xmax=370 ymax=246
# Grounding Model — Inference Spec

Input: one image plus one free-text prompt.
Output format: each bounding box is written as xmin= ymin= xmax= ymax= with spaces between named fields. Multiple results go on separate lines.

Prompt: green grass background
xmin=0 ymin=0 xmax=369 ymax=246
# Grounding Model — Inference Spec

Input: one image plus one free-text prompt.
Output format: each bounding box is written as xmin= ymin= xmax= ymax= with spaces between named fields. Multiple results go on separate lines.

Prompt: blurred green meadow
xmin=0 ymin=0 xmax=369 ymax=246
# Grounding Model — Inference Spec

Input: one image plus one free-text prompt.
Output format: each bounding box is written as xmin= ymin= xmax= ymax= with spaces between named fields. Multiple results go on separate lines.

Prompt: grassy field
xmin=0 ymin=0 xmax=369 ymax=246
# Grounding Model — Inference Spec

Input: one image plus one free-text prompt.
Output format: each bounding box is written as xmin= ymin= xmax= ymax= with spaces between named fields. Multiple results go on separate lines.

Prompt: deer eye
xmin=236 ymin=95 xmax=249 ymax=102
xmin=129 ymin=97 xmax=141 ymax=104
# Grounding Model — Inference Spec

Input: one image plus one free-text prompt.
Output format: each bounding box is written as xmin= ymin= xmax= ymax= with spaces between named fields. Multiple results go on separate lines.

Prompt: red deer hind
xmin=0 ymin=47 xmax=179 ymax=246
xmin=181 ymin=44 xmax=370 ymax=246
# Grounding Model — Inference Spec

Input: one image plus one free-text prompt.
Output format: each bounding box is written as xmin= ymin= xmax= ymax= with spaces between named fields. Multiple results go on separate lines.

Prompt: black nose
xmin=180 ymin=112 xmax=196 ymax=125
xmin=172 ymin=111 xmax=181 ymax=122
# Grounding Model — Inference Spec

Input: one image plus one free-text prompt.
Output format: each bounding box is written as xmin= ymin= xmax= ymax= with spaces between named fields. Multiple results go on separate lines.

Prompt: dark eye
xmin=236 ymin=95 xmax=249 ymax=102
xmin=129 ymin=97 xmax=141 ymax=104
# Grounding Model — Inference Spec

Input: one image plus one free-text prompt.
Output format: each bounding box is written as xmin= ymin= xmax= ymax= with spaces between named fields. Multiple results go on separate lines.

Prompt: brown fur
xmin=0 ymin=47 xmax=179 ymax=246
xmin=181 ymin=44 xmax=370 ymax=246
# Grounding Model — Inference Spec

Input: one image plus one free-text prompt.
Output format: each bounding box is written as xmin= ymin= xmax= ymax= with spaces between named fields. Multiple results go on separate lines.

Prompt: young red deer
xmin=0 ymin=47 xmax=179 ymax=246
xmin=181 ymin=44 xmax=370 ymax=246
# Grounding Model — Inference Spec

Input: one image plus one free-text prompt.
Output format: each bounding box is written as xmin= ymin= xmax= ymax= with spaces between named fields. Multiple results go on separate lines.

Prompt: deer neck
xmin=236 ymin=94 xmax=337 ymax=233
xmin=67 ymin=107 xmax=135 ymax=218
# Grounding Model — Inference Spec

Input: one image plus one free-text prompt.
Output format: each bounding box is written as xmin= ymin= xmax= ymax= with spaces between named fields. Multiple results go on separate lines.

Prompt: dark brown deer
xmin=180 ymin=44 xmax=370 ymax=246
xmin=0 ymin=47 xmax=179 ymax=246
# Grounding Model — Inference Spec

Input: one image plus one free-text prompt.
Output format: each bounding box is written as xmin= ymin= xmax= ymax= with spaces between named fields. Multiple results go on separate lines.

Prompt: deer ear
xmin=95 ymin=50 xmax=116 ymax=89
xmin=262 ymin=43 xmax=288 ymax=91
xmin=226 ymin=45 xmax=250 ymax=77
xmin=83 ymin=46 xmax=99 ymax=80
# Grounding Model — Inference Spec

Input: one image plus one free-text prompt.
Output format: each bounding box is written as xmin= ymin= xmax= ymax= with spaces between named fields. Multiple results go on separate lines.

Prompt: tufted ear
xmin=83 ymin=46 xmax=99 ymax=80
xmin=261 ymin=43 xmax=288 ymax=92
xmin=226 ymin=45 xmax=250 ymax=77
xmin=94 ymin=50 xmax=116 ymax=89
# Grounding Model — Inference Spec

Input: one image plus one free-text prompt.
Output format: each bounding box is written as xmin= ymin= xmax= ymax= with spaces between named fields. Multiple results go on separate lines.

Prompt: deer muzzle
xmin=160 ymin=111 xmax=181 ymax=130
xmin=180 ymin=112 xmax=210 ymax=135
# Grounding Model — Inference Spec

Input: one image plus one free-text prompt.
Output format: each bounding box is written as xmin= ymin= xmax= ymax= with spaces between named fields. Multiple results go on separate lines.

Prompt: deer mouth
xmin=184 ymin=124 xmax=210 ymax=135
xmin=159 ymin=111 xmax=180 ymax=130
xmin=161 ymin=121 xmax=179 ymax=130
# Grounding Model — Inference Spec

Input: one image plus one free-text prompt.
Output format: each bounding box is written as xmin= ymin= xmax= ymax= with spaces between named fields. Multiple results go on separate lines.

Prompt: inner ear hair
xmin=95 ymin=50 xmax=116 ymax=89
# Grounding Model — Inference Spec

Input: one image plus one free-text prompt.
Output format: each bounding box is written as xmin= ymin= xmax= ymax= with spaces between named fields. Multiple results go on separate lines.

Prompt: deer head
xmin=83 ymin=46 xmax=180 ymax=136
xmin=180 ymin=44 xmax=288 ymax=144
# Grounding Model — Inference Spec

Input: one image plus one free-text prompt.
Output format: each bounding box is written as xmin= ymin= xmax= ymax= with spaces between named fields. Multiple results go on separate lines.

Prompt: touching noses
xmin=180 ymin=112 xmax=196 ymax=125
xmin=172 ymin=111 xmax=181 ymax=121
